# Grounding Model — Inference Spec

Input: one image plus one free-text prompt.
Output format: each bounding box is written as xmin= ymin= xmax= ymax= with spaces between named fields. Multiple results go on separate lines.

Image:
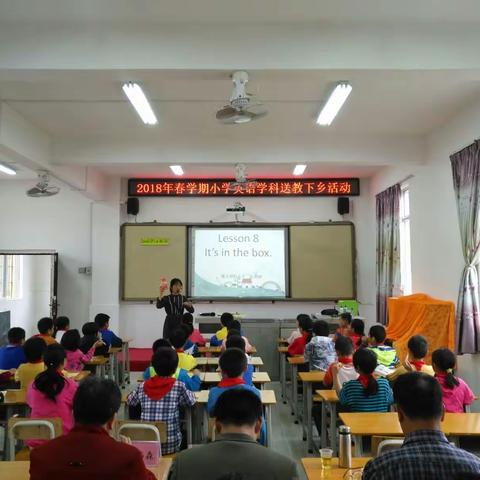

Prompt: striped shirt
xmin=363 ymin=429 xmax=480 ymax=480
xmin=339 ymin=377 xmax=393 ymax=412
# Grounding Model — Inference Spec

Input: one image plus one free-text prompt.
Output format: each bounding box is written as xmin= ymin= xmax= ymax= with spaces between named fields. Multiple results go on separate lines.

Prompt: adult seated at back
xmin=362 ymin=372 xmax=480 ymax=480
xmin=168 ymin=388 xmax=298 ymax=480
xmin=30 ymin=376 xmax=155 ymax=480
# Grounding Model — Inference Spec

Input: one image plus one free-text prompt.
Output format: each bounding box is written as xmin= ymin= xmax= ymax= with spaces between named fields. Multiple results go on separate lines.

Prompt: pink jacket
xmin=189 ymin=329 xmax=206 ymax=346
xmin=65 ymin=347 xmax=95 ymax=372
xmin=221 ymin=335 xmax=254 ymax=354
xmin=26 ymin=376 xmax=78 ymax=448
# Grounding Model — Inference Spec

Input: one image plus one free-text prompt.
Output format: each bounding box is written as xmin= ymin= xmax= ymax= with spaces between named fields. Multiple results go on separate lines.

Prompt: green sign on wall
xmin=140 ymin=237 xmax=170 ymax=246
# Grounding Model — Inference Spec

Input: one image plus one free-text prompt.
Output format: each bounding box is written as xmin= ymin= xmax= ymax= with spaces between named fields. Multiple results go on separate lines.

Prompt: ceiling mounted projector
xmin=216 ymin=71 xmax=268 ymax=125
xmin=26 ymin=172 xmax=60 ymax=197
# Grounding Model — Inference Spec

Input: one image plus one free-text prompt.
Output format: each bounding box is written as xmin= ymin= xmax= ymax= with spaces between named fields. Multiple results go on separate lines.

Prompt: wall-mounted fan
xmin=216 ymin=71 xmax=268 ymax=124
xmin=26 ymin=172 xmax=60 ymax=197
xmin=226 ymin=163 xmax=258 ymax=191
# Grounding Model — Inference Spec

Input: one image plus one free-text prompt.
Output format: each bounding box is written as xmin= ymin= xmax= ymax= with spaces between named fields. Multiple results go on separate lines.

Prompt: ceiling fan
xmin=216 ymin=71 xmax=268 ymax=124
xmin=26 ymin=172 xmax=60 ymax=197
xmin=226 ymin=163 xmax=259 ymax=191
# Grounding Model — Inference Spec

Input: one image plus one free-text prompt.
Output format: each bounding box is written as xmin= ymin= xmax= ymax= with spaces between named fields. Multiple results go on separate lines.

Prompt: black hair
xmin=182 ymin=312 xmax=194 ymax=325
xmin=408 ymin=335 xmax=428 ymax=359
xmin=339 ymin=312 xmax=352 ymax=324
xmin=296 ymin=313 xmax=310 ymax=323
xmin=23 ymin=337 xmax=47 ymax=362
xmin=335 ymin=335 xmax=354 ymax=357
xmin=353 ymin=348 xmax=378 ymax=395
xmin=34 ymin=344 xmax=66 ymax=401
xmin=8 ymin=327 xmax=25 ymax=344
xmin=151 ymin=347 xmax=178 ymax=377
xmin=54 ymin=316 xmax=70 ymax=337
xmin=227 ymin=329 xmax=241 ymax=339
xmin=298 ymin=315 xmax=313 ymax=343
xmin=219 ymin=348 xmax=247 ymax=378
xmin=228 ymin=320 xmax=241 ymax=332
xmin=37 ymin=317 xmax=54 ymax=334
xmin=60 ymin=329 xmax=81 ymax=352
xmin=180 ymin=322 xmax=194 ymax=337
xmin=350 ymin=319 xmax=365 ymax=347
xmin=313 ymin=320 xmax=330 ymax=337
xmin=170 ymin=278 xmax=183 ymax=291
xmin=220 ymin=312 xmax=234 ymax=327
xmin=394 ymin=372 xmax=443 ymax=420
xmin=213 ymin=388 xmax=262 ymax=427
xmin=169 ymin=328 xmax=188 ymax=349
xmin=432 ymin=348 xmax=459 ymax=389
xmin=94 ymin=313 xmax=110 ymax=329
xmin=73 ymin=377 xmax=121 ymax=425
xmin=152 ymin=338 xmax=172 ymax=352
xmin=226 ymin=335 xmax=246 ymax=352
xmin=369 ymin=325 xmax=387 ymax=344
xmin=82 ymin=322 xmax=99 ymax=336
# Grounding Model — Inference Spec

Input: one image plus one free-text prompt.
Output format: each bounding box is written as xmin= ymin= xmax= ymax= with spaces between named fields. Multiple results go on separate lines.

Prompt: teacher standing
xmin=156 ymin=278 xmax=194 ymax=339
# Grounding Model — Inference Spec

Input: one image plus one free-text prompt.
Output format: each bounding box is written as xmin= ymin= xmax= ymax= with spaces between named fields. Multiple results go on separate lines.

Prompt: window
xmin=0 ymin=255 xmax=22 ymax=299
xmin=399 ymin=185 xmax=412 ymax=295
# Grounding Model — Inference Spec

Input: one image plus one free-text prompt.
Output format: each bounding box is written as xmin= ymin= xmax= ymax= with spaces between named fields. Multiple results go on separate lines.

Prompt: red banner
xmin=128 ymin=178 xmax=360 ymax=197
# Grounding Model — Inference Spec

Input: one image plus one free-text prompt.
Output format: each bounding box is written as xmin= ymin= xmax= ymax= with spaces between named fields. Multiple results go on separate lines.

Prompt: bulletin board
xmin=121 ymin=222 xmax=356 ymax=301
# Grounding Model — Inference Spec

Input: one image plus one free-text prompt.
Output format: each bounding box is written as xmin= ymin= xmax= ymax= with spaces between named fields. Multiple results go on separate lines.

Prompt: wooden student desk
xmin=340 ymin=412 xmax=480 ymax=455
xmin=317 ymin=390 xmax=339 ymax=454
xmin=298 ymin=371 xmax=325 ymax=454
xmin=0 ymin=459 xmax=173 ymax=480
xmin=287 ymin=356 xmax=305 ymax=422
xmin=301 ymin=457 xmax=371 ymax=480
xmin=201 ymin=372 xmax=271 ymax=389
xmin=277 ymin=346 xmax=289 ymax=403
xmin=86 ymin=355 xmax=109 ymax=378
xmin=198 ymin=346 xmax=257 ymax=355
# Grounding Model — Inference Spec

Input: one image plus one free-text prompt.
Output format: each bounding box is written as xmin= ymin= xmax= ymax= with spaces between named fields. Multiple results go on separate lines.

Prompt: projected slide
xmin=190 ymin=227 xmax=288 ymax=298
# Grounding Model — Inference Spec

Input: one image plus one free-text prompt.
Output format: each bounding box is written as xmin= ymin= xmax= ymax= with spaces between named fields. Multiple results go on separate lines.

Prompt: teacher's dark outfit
xmin=156 ymin=294 xmax=194 ymax=339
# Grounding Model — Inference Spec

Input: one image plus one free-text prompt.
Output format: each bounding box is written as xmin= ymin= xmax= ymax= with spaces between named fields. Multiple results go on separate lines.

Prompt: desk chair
xmin=8 ymin=417 xmax=62 ymax=461
xmin=372 ymin=436 xmax=404 ymax=457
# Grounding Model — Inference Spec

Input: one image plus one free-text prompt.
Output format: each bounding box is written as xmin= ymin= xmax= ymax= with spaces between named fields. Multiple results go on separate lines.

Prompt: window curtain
xmin=376 ymin=184 xmax=401 ymax=325
xmin=450 ymin=140 xmax=480 ymax=354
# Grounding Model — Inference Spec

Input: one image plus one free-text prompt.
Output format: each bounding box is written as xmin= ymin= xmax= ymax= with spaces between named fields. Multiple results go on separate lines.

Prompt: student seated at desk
xmin=143 ymin=338 xmax=201 ymax=391
xmin=432 ymin=348 xmax=474 ymax=413
xmin=27 ymin=344 xmax=78 ymax=448
xmin=362 ymin=373 xmax=480 ymax=480
xmin=207 ymin=348 xmax=266 ymax=445
xmin=30 ymin=377 xmax=156 ymax=480
xmin=287 ymin=315 xmax=313 ymax=356
xmin=182 ymin=312 xmax=206 ymax=346
xmin=304 ymin=320 xmax=336 ymax=372
xmin=33 ymin=317 xmax=57 ymax=346
xmin=94 ymin=313 xmax=122 ymax=348
xmin=287 ymin=313 xmax=309 ymax=345
xmin=80 ymin=321 xmax=109 ymax=356
xmin=335 ymin=348 xmax=393 ymax=412
xmin=335 ymin=312 xmax=352 ymax=339
xmin=169 ymin=327 xmax=197 ymax=371
xmin=349 ymin=318 xmax=366 ymax=351
xmin=367 ymin=324 xmax=399 ymax=369
xmin=53 ymin=316 xmax=70 ymax=343
xmin=323 ymin=336 xmax=358 ymax=389
xmin=180 ymin=323 xmax=198 ymax=355
xmin=169 ymin=389 xmax=298 ymax=480
xmin=15 ymin=337 xmax=46 ymax=390
xmin=210 ymin=312 xmax=234 ymax=346
xmin=0 ymin=327 xmax=26 ymax=370
xmin=388 ymin=335 xmax=434 ymax=382
xmin=61 ymin=329 xmax=104 ymax=372
xmin=127 ymin=347 xmax=196 ymax=455
xmin=225 ymin=334 xmax=254 ymax=385
xmin=221 ymin=319 xmax=253 ymax=353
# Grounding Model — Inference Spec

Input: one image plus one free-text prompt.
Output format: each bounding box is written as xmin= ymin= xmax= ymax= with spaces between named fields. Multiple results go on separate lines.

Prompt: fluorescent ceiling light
xmin=170 ymin=165 xmax=184 ymax=176
xmin=0 ymin=163 xmax=16 ymax=175
xmin=293 ymin=164 xmax=307 ymax=176
xmin=316 ymin=82 xmax=352 ymax=126
xmin=122 ymin=82 xmax=158 ymax=125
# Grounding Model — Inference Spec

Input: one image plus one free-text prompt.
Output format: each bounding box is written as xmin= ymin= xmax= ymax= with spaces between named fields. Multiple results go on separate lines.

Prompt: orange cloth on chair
xmin=386 ymin=294 xmax=455 ymax=363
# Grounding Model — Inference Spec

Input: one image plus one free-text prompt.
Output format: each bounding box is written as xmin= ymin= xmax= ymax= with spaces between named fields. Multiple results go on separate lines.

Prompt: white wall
xmin=118 ymin=182 xmax=376 ymax=346
xmin=0 ymin=181 xmax=93 ymax=330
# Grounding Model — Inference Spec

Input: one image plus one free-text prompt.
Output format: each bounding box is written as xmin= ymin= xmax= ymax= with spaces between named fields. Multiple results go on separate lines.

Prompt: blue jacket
xmin=99 ymin=328 xmax=122 ymax=348
xmin=207 ymin=383 xmax=266 ymax=445
xmin=143 ymin=365 xmax=201 ymax=392
xmin=0 ymin=344 xmax=26 ymax=370
xmin=243 ymin=364 xmax=254 ymax=386
xmin=184 ymin=339 xmax=198 ymax=355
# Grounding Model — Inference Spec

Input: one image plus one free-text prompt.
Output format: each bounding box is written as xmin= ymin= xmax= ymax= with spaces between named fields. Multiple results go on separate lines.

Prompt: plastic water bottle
xmin=338 ymin=425 xmax=352 ymax=468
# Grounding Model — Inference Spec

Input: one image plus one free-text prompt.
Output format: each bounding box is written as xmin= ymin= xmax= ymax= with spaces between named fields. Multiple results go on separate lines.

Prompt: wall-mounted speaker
xmin=127 ymin=197 xmax=139 ymax=216
xmin=337 ymin=197 xmax=350 ymax=215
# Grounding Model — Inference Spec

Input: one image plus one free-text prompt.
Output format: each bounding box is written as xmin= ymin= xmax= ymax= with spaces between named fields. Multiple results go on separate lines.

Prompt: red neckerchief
xmin=338 ymin=357 xmax=353 ymax=365
xmin=218 ymin=377 xmax=245 ymax=388
xmin=358 ymin=373 xmax=374 ymax=389
xmin=176 ymin=348 xmax=184 ymax=353
xmin=144 ymin=376 xmax=176 ymax=400
xmin=410 ymin=359 xmax=425 ymax=371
